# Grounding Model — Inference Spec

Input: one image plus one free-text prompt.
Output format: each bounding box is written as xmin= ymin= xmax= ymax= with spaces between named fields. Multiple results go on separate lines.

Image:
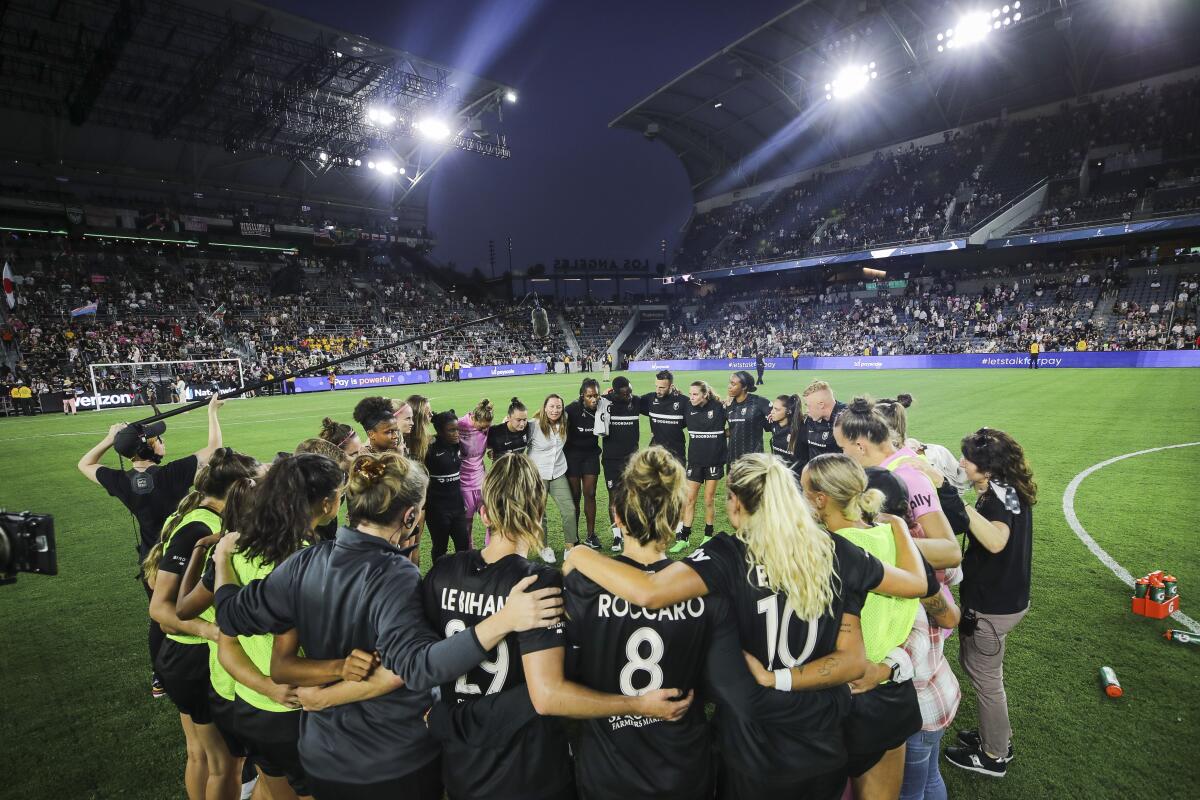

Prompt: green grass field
xmin=2 ymin=367 xmax=1198 ymax=799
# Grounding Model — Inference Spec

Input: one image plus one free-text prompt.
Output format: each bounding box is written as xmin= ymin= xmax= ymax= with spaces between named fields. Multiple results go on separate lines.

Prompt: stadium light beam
xmin=826 ymin=62 xmax=878 ymax=101
xmin=956 ymin=12 xmax=993 ymax=46
xmin=366 ymin=107 xmax=397 ymax=127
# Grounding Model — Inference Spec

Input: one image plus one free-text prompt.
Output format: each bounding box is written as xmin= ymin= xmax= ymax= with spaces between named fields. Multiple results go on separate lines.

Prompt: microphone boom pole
xmin=128 ymin=294 xmax=543 ymax=427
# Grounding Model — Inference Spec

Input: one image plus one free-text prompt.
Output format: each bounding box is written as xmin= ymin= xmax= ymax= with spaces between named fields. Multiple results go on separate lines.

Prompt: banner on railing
xmin=458 ymin=363 xmax=548 ymax=380
xmin=294 ymin=371 xmax=433 ymax=393
xmin=629 ymin=351 xmax=1200 ymax=372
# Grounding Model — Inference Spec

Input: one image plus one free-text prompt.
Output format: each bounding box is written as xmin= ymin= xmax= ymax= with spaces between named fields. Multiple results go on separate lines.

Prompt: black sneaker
xmin=151 ymin=674 xmax=166 ymax=699
xmin=944 ymin=744 xmax=1007 ymax=777
xmin=610 ymin=534 xmax=623 ymax=552
xmin=956 ymin=730 xmax=1014 ymax=762
xmin=585 ymin=534 xmax=602 ymax=550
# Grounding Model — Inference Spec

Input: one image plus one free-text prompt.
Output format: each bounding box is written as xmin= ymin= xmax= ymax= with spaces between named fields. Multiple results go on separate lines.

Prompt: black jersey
xmin=726 ymin=394 xmax=771 ymax=464
xmin=487 ymin=423 xmax=530 ymax=458
xmin=768 ymin=420 xmax=799 ymax=471
xmin=422 ymin=552 xmax=572 ymax=800
xmin=565 ymin=400 xmax=600 ymax=454
xmin=601 ymin=394 xmax=640 ymax=460
xmin=685 ymin=399 xmax=727 ymax=467
xmin=565 ymin=557 xmax=715 ymax=800
xmin=799 ymin=400 xmax=847 ymax=469
xmin=424 ymin=442 xmax=463 ymax=503
xmin=686 ymin=532 xmax=884 ymax=779
xmin=639 ymin=391 xmax=687 ymax=460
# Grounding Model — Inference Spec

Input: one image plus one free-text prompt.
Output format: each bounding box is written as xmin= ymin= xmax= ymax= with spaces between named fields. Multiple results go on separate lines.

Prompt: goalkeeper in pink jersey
xmin=458 ymin=399 xmax=494 ymax=545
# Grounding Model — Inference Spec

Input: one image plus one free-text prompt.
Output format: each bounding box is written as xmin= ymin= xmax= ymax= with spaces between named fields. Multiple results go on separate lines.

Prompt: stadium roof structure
xmin=0 ymin=0 xmax=516 ymax=218
xmin=612 ymin=0 xmax=1200 ymax=199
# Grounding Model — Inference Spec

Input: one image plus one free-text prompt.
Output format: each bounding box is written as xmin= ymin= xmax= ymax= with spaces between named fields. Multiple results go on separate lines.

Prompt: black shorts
xmin=230 ymin=698 xmax=310 ymax=796
xmin=155 ymin=638 xmax=212 ymax=724
xmin=208 ymin=688 xmax=251 ymax=758
xmin=565 ymin=450 xmax=601 ymax=478
xmin=308 ymin=754 xmax=442 ymax=800
xmin=603 ymin=455 xmax=633 ymax=490
xmin=843 ymin=680 xmax=922 ymax=777
xmin=685 ymin=463 xmax=724 ymax=483
xmin=717 ymin=763 xmax=842 ymax=800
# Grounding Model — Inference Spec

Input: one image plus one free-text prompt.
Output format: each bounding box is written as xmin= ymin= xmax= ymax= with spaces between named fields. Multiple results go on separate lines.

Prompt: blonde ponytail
xmin=805 ymin=452 xmax=882 ymax=522
xmin=728 ymin=454 xmax=837 ymax=621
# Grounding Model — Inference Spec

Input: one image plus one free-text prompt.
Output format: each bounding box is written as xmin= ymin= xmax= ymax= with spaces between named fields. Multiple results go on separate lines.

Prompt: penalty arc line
xmin=1062 ymin=441 xmax=1200 ymax=634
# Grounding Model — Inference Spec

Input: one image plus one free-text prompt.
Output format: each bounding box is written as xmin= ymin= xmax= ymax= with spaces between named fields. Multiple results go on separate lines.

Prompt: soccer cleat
xmin=539 ymin=546 xmax=557 ymax=564
xmin=956 ymin=730 xmax=1014 ymax=762
xmin=668 ymin=537 xmax=689 ymax=554
xmin=944 ymin=744 xmax=1007 ymax=777
xmin=611 ymin=534 xmax=623 ymax=552
xmin=151 ymin=675 xmax=166 ymax=699
xmin=585 ymin=534 xmax=602 ymax=550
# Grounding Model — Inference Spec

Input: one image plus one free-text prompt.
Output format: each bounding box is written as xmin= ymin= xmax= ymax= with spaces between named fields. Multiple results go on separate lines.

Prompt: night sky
xmin=280 ymin=0 xmax=797 ymax=276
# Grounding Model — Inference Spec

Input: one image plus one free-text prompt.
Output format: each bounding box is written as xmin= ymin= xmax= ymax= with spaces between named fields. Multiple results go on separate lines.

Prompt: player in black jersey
xmin=565 ymin=454 xmax=930 ymax=799
xmin=670 ymin=380 xmax=726 ymax=554
xmin=796 ymin=379 xmax=847 ymax=470
xmin=638 ymin=370 xmax=687 ymax=464
xmin=426 ymin=411 xmax=470 ymax=562
xmin=424 ymin=454 xmax=693 ymax=800
xmin=487 ymin=397 xmax=530 ymax=460
xmin=565 ymin=447 xmax=719 ymax=800
xmin=724 ymin=371 xmax=771 ymax=465
xmin=768 ymin=394 xmax=804 ymax=478
xmin=565 ymin=379 xmax=603 ymax=549
xmin=600 ymin=377 xmax=640 ymax=552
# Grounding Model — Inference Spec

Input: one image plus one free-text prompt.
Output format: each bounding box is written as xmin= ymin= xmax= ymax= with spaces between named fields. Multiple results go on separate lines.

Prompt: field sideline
xmin=1 ymin=367 xmax=1198 ymax=799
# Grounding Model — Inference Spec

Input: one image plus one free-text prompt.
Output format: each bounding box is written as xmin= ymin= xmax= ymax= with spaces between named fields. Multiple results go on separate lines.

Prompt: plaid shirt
xmin=892 ymin=589 xmax=961 ymax=732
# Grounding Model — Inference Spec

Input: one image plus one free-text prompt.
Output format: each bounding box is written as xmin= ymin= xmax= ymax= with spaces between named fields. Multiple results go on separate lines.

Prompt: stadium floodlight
xmin=317 ymin=151 xmax=329 ymax=162
xmin=827 ymin=62 xmax=878 ymax=101
xmin=376 ymin=160 xmax=400 ymax=176
xmin=415 ymin=117 xmax=451 ymax=141
xmin=505 ymin=90 xmax=518 ymax=103
xmin=366 ymin=107 xmax=397 ymax=127
xmin=955 ymin=12 xmax=993 ymax=46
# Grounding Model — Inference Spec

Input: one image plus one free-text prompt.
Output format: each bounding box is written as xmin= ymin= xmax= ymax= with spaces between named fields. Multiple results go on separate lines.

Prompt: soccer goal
xmin=86 ymin=358 xmax=244 ymax=410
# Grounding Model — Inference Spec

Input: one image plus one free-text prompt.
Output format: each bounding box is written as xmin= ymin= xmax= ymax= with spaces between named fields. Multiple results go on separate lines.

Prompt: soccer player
xmin=796 ymin=379 xmax=847 ymax=470
xmin=565 ymin=447 xmax=720 ymax=800
xmin=566 ymin=378 xmax=603 ymax=549
xmin=600 ymin=376 xmax=640 ymax=551
xmin=565 ymin=453 xmax=931 ymax=799
xmin=144 ymin=448 xmax=260 ymax=800
xmin=768 ymin=394 xmax=803 ymax=476
xmin=725 ymin=371 xmax=771 ymax=465
xmin=404 ymin=394 xmax=433 ymax=462
xmin=213 ymin=452 xmax=563 ymax=800
xmin=319 ymin=417 xmax=365 ymax=458
xmin=834 ymin=398 xmax=962 ymax=570
xmin=392 ymin=399 xmax=415 ymax=457
xmin=487 ymin=397 xmax=531 ymax=460
xmin=423 ymin=453 xmax=692 ymax=800
xmin=639 ymin=369 xmax=687 ymax=464
xmin=425 ymin=410 xmax=471 ymax=561
xmin=352 ymin=396 xmax=402 ymax=454
xmin=670 ymin=380 xmax=726 ymax=554
xmin=802 ymin=454 xmax=926 ymax=798
xmin=459 ymin=399 xmax=494 ymax=544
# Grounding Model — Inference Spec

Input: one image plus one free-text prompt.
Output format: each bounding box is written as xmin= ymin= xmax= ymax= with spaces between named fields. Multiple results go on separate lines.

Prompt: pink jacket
xmin=457 ymin=414 xmax=488 ymax=491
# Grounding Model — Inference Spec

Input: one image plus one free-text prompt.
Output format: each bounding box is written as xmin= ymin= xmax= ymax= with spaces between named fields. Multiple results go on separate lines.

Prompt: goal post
xmin=85 ymin=358 xmax=244 ymax=411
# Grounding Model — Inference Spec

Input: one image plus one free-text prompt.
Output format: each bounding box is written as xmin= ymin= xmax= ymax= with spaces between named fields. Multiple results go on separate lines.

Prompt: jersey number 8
xmin=445 ymin=618 xmax=510 ymax=695
xmin=619 ymin=626 xmax=665 ymax=696
xmin=757 ymin=596 xmax=818 ymax=669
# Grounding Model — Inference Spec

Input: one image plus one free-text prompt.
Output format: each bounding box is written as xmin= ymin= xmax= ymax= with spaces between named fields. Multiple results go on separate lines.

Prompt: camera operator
xmin=76 ymin=391 xmax=225 ymax=697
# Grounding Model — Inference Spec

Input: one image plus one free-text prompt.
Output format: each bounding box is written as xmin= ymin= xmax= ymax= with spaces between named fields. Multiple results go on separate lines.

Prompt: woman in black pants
xmin=426 ymin=410 xmax=471 ymax=561
xmin=212 ymin=452 xmax=562 ymax=800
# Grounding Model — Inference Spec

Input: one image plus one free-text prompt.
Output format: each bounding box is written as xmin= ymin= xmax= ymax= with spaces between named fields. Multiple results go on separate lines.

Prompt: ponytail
xmin=611 ymin=446 xmax=687 ymax=548
xmin=727 ymin=454 xmax=837 ymax=621
xmin=472 ymin=398 xmax=495 ymax=424
xmin=805 ymin=453 xmax=884 ymax=522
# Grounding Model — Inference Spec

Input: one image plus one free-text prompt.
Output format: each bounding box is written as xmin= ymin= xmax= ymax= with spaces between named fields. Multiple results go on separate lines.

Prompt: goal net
xmin=85 ymin=358 xmax=244 ymax=411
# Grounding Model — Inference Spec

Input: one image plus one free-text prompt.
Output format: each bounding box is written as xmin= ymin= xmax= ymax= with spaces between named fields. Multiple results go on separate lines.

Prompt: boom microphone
xmin=531 ymin=305 xmax=550 ymax=338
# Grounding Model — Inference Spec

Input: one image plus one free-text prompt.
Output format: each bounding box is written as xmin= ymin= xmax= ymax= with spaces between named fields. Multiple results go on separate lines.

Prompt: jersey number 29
xmin=445 ymin=618 xmax=510 ymax=695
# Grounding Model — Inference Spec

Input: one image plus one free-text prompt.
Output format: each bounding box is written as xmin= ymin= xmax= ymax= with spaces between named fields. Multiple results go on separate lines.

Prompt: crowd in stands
xmin=675 ymin=77 xmax=1200 ymax=271
xmin=641 ymin=256 xmax=1199 ymax=360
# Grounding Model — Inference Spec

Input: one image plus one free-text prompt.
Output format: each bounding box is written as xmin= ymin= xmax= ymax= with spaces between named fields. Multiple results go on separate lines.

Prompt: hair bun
xmin=896 ymin=393 xmax=913 ymax=408
xmin=510 ymin=396 xmax=520 ymax=404
xmin=847 ymin=396 xmax=875 ymax=415
xmin=353 ymin=456 xmax=388 ymax=484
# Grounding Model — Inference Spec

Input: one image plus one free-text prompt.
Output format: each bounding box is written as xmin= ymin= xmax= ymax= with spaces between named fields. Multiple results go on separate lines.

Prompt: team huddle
xmin=78 ymin=369 xmax=1037 ymax=800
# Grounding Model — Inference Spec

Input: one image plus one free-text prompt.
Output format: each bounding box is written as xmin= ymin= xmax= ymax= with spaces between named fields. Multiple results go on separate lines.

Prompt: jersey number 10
xmin=757 ymin=596 xmax=818 ymax=669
